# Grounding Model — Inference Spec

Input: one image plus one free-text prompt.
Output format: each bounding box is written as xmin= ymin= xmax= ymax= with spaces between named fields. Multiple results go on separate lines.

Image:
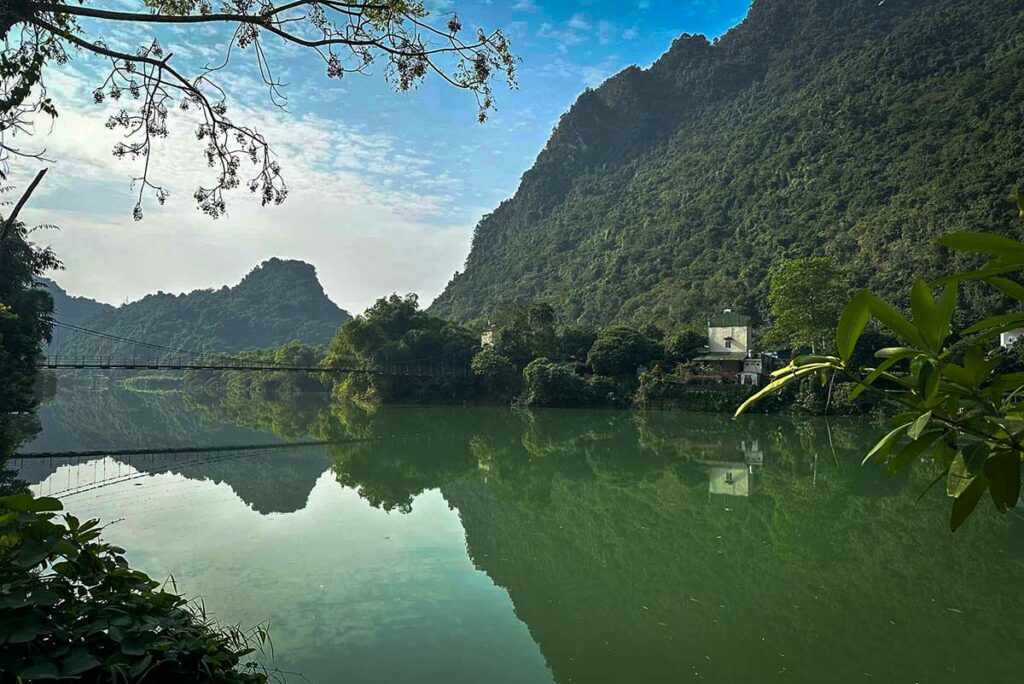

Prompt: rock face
xmin=430 ymin=0 xmax=1024 ymax=327
xmin=44 ymin=258 xmax=351 ymax=356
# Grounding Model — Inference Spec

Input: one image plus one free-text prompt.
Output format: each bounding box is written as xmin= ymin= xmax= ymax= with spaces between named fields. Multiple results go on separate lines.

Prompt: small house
xmin=695 ymin=309 xmax=753 ymax=377
xmin=692 ymin=310 xmax=776 ymax=386
xmin=1000 ymin=328 xmax=1024 ymax=349
xmin=480 ymin=326 xmax=496 ymax=348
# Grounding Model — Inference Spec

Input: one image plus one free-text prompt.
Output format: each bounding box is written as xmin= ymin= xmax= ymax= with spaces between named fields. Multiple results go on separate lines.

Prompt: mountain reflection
xmin=14 ymin=387 xmax=1024 ymax=683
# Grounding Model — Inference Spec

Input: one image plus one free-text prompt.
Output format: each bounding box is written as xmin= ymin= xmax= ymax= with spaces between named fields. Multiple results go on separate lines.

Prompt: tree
xmin=0 ymin=201 xmax=61 ymax=413
xmin=491 ymin=301 xmax=557 ymax=368
xmin=587 ymin=325 xmax=660 ymax=377
xmin=663 ymin=329 xmax=706 ymax=364
xmin=521 ymin=357 xmax=593 ymax=408
xmin=324 ymin=293 xmax=475 ymax=406
xmin=556 ymin=325 xmax=596 ymax=362
xmin=736 ymin=222 xmax=1024 ymax=531
xmin=1 ymin=0 xmax=516 ymax=217
xmin=762 ymin=257 xmax=850 ymax=354
xmin=471 ymin=347 xmax=518 ymax=402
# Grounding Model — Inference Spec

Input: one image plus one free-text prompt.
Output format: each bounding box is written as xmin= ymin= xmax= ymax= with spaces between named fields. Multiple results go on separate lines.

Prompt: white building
xmin=480 ymin=327 xmax=495 ymax=347
xmin=695 ymin=310 xmax=762 ymax=383
xmin=707 ymin=309 xmax=751 ymax=355
xmin=1000 ymin=328 xmax=1024 ymax=349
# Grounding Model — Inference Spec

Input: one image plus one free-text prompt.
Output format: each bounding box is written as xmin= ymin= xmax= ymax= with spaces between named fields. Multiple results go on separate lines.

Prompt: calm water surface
xmin=13 ymin=385 xmax=1024 ymax=684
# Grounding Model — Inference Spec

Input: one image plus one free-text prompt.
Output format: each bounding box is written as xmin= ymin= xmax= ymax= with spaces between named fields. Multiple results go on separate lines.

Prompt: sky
xmin=15 ymin=0 xmax=753 ymax=315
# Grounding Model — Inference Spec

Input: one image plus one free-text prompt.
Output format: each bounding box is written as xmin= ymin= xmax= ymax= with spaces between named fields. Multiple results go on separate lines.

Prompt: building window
xmin=725 ymin=339 xmax=732 ymax=349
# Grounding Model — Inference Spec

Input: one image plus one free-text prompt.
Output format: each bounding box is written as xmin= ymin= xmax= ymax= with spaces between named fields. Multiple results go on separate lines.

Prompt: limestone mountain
xmin=47 ymin=259 xmax=350 ymax=357
xmin=430 ymin=0 xmax=1024 ymax=327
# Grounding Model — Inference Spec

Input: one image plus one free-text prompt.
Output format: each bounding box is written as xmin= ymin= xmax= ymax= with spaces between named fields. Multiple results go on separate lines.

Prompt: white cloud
xmin=512 ymin=0 xmax=538 ymax=12
xmin=12 ymin=58 xmax=479 ymax=314
xmin=567 ymin=14 xmax=592 ymax=31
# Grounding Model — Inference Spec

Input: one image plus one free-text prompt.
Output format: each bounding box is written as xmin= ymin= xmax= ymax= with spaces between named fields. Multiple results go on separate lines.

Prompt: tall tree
xmin=0 ymin=214 xmax=60 ymax=413
xmin=1 ymin=0 xmax=516 ymax=217
xmin=763 ymin=257 xmax=850 ymax=354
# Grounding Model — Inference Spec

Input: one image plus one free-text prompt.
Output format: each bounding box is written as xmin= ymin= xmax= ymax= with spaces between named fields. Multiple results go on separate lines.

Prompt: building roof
xmin=709 ymin=311 xmax=752 ymax=328
xmin=695 ymin=352 xmax=748 ymax=362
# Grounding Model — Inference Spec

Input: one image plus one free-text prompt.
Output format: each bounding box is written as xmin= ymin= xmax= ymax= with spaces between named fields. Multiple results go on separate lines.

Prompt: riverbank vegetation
xmin=0 ymin=492 xmax=273 ymax=682
xmin=0 ymin=217 xmax=60 ymax=414
xmin=185 ymin=292 xmax=883 ymax=416
xmin=736 ymin=221 xmax=1024 ymax=530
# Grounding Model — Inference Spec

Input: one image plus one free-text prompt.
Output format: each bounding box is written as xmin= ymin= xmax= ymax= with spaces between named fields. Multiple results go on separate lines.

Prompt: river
xmin=11 ymin=383 xmax=1024 ymax=683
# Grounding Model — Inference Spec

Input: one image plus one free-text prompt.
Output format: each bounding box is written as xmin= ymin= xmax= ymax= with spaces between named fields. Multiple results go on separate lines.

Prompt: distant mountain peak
xmin=431 ymin=0 xmax=1023 ymax=327
xmin=44 ymin=259 xmax=351 ymax=355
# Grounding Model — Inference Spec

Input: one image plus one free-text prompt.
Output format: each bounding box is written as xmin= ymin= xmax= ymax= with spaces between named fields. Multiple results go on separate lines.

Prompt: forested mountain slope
xmin=431 ymin=0 xmax=1024 ymax=327
xmin=39 ymin=278 xmax=115 ymax=326
xmin=48 ymin=259 xmax=350 ymax=356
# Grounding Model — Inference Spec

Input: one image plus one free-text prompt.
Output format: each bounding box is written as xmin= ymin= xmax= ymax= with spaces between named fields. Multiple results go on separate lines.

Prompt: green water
xmin=14 ymin=386 xmax=1024 ymax=683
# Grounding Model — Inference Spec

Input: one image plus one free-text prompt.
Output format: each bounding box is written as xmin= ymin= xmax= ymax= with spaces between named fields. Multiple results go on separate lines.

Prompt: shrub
xmin=521 ymin=358 xmax=595 ymax=408
xmin=587 ymin=325 xmax=661 ymax=376
xmin=0 ymin=493 xmax=271 ymax=682
xmin=471 ymin=348 xmax=519 ymax=401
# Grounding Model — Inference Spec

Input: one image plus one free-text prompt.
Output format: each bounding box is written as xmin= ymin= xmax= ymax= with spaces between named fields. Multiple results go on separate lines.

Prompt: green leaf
xmin=836 ymin=290 xmax=871 ymax=363
xmin=862 ymin=422 xmax=912 ymax=466
xmin=910 ymin=278 xmax=938 ymax=349
xmin=733 ymin=366 xmax=830 ymax=418
xmin=962 ymin=311 xmax=1024 ymax=336
xmin=907 ymin=411 xmax=932 ymax=440
xmin=0 ymin=493 xmax=63 ymax=513
xmin=986 ymin=277 xmax=1024 ymax=303
xmin=866 ymin=293 xmax=923 ymax=348
xmin=951 ymin=474 xmax=988 ymax=532
xmin=914 ymin=359 xmax=936 ymax=400
xmin=947 ymin=444 xmax=989 ymax=498
xmin=935 ymin=283 xmax=957 ymax=345
xmin=60 ymin=649 xmax=102 ymax=677
xmin=875 ymin=347 xmax=919 ymax=358
xmin=888 ymin=431 xmax=943 ymax=475
xmin=18 ymin=662 xmax=60 ymax=680
xmin=938 ymin=231 xmax=1024 ymax=256
xmin=933 ymin=261 xmax=1024 ymax=286
xmin=962 ymin=346 xmax=999 ymax=386
xmin=983 ymin=451 xmax=1021 ymax=513
xmin=850 ymin=354 xmax=911 ymax=401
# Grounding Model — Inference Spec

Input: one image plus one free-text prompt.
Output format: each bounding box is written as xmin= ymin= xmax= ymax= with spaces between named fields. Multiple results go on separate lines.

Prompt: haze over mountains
xmin=43 ymin=259 xmax=350 ymax=356
xmin=430 ymin=0 xmax=1024 ymax=327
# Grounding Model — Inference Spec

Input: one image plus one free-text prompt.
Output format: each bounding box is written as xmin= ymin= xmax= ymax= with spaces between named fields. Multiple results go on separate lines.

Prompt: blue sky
xmin=21 ymin=0 xmax=752 ymax=313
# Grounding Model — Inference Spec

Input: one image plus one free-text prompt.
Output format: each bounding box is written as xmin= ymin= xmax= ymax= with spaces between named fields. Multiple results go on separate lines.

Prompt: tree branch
xmin=1 ymin=167 xmax=47 ymax=241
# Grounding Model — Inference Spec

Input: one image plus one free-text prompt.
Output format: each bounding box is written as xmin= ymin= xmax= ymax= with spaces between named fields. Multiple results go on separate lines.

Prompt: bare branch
xmin=1 ymin=0 xmax=517 ymax=217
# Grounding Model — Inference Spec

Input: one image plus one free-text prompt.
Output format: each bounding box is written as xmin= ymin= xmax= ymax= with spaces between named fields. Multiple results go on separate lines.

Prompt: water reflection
xmin=12 ymin=387 xmax=1024 ymax=684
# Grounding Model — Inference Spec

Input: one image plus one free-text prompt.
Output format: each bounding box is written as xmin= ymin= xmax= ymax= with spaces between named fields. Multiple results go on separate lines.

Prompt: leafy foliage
xmin=762 ymin=257 xmax=850 ymax=353
xmin=661 ymin=329 xmax=707 ymax=364
xmin=470 ymin=347 xmax=519 ymax=402
xmin=0 ymin=219 xmax=60 ymax=413
xmin=432 ymin=0 xmax=1024 ymax=329
xmin=0 ymin=492 xmax=271 ymax=682
xmin=586 ymin=324 xmax=661 ymax=376
xmin=324 ymin=294 xmax=476 ymax=407
xmin=489 ymin=302 xmax=558 ymax=368
xmin=184 ymin=341 xmax=331 ymax=399
xmin=521 ymin=358 xmax=595 ymax=408
xmin=736 ymin=227 xmax=1024 ymax=530
xmin=2 ymin=0 xmax=516 ymax=215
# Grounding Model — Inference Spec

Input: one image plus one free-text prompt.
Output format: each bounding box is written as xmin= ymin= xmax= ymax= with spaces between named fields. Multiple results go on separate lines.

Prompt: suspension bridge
xmin=37 ymin=320 xmax=470 ymax=378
